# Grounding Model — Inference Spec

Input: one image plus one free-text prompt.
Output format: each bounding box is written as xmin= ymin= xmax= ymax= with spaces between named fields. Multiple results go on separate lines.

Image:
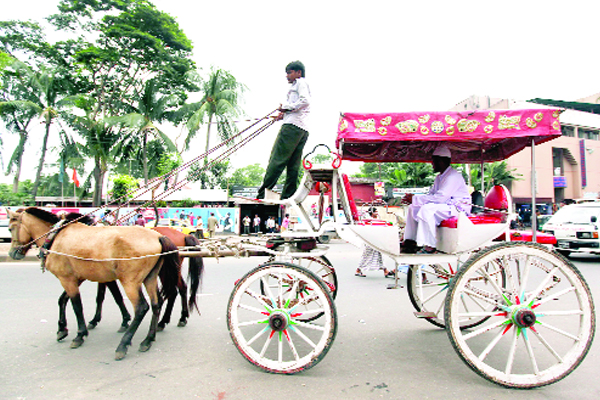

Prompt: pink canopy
xmin=336 ymin=108 xmax=562 ymax=163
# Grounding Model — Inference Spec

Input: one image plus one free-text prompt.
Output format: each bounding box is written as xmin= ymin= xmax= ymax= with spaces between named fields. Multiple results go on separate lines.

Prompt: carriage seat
xmin=439 ymin=185 xmax=509 ymax=229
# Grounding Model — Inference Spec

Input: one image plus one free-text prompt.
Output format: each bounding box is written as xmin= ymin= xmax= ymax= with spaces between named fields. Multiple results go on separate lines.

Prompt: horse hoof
xmin=157 ymin=324 xmax=165 ymax=332
xmin=57 ymin=330 xmax=68 ymax=341
xmin=117 ymin=325 xmax=128 ymax=333
xmin=139 ymin=340 xmax=152 ymax=353
xmin=87 ymin=322 xmax=97 ymax=330
xmin=115 ymin=350 xmax=127 ymax=361
xmin=70 ymin=338 xmax=84 ymax=349
xmin=177 ymin=320 xmax=187 ymax=328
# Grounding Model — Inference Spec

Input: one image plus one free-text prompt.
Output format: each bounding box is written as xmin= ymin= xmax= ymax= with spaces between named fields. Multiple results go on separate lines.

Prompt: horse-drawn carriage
xmin=8 ymin=107 xmax=595 ymax=389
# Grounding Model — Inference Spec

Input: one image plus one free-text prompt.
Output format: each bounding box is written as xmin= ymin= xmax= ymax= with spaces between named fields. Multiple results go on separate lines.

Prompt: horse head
xmin=8 ymin=208 xmax=57 ymax=260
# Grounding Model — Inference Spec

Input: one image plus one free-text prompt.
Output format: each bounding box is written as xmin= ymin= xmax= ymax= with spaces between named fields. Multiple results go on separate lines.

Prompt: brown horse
xmin=8 ymin=207 xmax=180 ymax=360
xmin=88 ymin=226 xmax=203 ymax=332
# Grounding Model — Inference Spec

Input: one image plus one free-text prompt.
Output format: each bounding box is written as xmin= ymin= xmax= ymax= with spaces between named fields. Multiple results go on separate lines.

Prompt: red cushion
xmin=439 ymin=215 xmax=503 ymax=228
xmin=484 ymin=185 xmax=509 ymax=210
xmin=342 ymin=174 xmax=360 ymax=222
xmin=495 ymin=230 xmax=557 ymax=245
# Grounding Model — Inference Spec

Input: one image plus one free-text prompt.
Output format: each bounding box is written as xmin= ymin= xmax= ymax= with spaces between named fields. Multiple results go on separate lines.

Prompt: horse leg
xmin=115 ymin=288 xmax=148 ymax=361
xmin=106 ymin=281 xmax=131 ymax=332
xmin=139 ymin=265 xmax=162 ymax=352
xmin=57 ymin=291 xmax=69 ymax=341
xmin=87 ymin=283 xmax=107 ymax=330
xmin=69 ymin=293 xmax=89 ymax=349
xmin=157 ymin=290 xmax=175 ymax=331
xmin=176 ymin=278 xmax=189 ymax=327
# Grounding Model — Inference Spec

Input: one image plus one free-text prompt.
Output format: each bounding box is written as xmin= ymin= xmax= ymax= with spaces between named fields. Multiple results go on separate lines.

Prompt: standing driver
xmin=257 ymin=60 xmax=310 ymax=200
xmin=401 ymin=144 xmax=471 ymax=254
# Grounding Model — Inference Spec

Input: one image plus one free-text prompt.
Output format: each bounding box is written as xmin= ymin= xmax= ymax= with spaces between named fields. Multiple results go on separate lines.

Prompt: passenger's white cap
xmin=433 ymin=144 xmax=451 ymax=158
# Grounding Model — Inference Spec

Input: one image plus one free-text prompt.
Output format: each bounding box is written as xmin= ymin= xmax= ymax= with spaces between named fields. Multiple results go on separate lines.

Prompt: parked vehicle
xmin=542 ymin=203 xmax=600 ymax=257
xmin=0 ymin=218 xmax=10 ymax=242
xmin=145 ymin=218 xmax=197 ymax=236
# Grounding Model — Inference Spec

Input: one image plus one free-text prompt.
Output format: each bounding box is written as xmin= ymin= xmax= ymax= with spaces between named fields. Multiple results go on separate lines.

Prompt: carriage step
xmin=414 ymin=311 xmax=437 ymax=319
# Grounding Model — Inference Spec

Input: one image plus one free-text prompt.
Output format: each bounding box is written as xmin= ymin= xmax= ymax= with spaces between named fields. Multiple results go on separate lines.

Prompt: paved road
xmin=1 ymin=241 xmax=600 ymax=400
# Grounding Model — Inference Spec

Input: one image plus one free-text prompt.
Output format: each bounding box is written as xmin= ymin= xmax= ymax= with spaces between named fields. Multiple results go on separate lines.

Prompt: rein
xmin=12 ymin=109 xmax=278 ymax=250
xmin=40 ymin=248 xmax=180 ymax=262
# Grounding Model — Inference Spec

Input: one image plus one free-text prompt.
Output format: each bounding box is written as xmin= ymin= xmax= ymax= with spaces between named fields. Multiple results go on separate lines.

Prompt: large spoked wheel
xmin=228 ymin=261 xmax=337 ymax=374
xmin=445 ymin=242 xmax=595 ymax=388
xmin=408 ymin=262 xmax=504 ymax=329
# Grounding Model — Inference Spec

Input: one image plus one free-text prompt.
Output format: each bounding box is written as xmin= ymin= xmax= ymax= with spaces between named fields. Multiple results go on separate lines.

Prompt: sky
xmin=2 ymin=0 xmax=599 ymax=184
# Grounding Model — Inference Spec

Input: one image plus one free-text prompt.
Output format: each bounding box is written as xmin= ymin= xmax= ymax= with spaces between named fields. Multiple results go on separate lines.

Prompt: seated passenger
xmin=401 ymin=144 xmax=471 ymax=254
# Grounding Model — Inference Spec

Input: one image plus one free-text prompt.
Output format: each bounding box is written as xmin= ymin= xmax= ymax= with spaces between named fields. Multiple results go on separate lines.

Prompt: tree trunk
xmin=202 ymin=115 xmax=213 ymax=188
xmin=31 ymin=119 xmax=52 ymax=199
xmin=11 ymin=131 xmax=27 ymax=193
xmin=92 ymin=156 xmax=105 ymax=207
xmin=142 ymin=131 xmax=149 ymax=185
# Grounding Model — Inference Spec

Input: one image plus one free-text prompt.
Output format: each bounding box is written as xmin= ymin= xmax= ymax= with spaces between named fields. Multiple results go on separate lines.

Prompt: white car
xmin=0 ymin=219 xmax=10 ymax=242
xmin=542 ymin=203 xmax=600 ymax=257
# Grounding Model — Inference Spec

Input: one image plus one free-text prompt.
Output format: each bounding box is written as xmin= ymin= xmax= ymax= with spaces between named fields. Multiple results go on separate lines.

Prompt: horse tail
xmin=184 ymin=234 xmax=204 ymax=314
xmin=158 ymin=236 xmax=181 ymax=301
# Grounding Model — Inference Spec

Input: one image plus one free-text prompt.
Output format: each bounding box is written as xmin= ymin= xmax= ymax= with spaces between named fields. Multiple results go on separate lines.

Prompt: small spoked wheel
xmin=408 ymin=261 xmax=504 ymax=329
xmin=227 ymin=262 xmax=337 ymax=374
xmin=445 ymin=242 xmax=595 ymax=388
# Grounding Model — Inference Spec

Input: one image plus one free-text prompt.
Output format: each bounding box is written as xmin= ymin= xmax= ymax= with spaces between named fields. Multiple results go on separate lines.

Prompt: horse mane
xmin=64 ymin=212 xmax=95 ymax=226
xmin=25 ymin=207 xmax=60 ymax=224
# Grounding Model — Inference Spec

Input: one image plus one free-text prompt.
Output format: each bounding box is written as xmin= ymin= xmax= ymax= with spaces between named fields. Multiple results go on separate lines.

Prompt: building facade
xmin=451 ymin=96 xmax=600 ymax=209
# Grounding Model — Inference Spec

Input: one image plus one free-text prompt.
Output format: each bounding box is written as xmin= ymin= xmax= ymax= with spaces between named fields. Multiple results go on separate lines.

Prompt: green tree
xmin=110 ymin=174 xmax=139 ymax=202
xmin=44 ymin=0 xmax=196 ymax=203
xmin=389 ymin=163 xmax=435 ymax=188
xmin=467 ymin=161 xmax=522 ymax=193
xmin=229 ymin=163 xmax=266 ymax=187
xmin=185 ymin=67 xmax=245 ymax=187
xmin=3 ymin=61 xmax=77 ymax=198
xmin=109 ymin=79 xmax=179 ymax=184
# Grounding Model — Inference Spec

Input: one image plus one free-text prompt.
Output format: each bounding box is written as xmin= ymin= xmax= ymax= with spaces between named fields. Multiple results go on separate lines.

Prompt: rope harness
xmin=15 ymin=110 xmax=279 ymax=255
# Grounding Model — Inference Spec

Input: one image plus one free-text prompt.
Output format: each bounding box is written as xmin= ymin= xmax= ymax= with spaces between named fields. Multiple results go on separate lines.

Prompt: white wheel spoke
xmin=261 ymin=276 xmax=277 ymax=306
xmin=289 ymin=325 xmax=317 ymax=348
xmin=285 ymin=330 xmax=300 ymax=361
xmin=238 ymin=303 xmax=268 ymax=315
xmin=522 ymin=329 xmax=540 ymax=375
xmin=293 ymin=320 xmax=326 ymax=332
xmin=537 ymin=321 xmax=580 ymax=341
xmin=463 ymin=319 xmax=510 ymax=341
xmin=463 ymin=287 xmax=504 ymax=308
xmin=245 ymin=288 xmax=273 ymax=311
xmin=259 ymin=333 xmax=274 ymax=357
xmin=247 ymin=326 xmax=269 ymax=346
xmin=278 ymin=331 xmax=283 ymax=363
xmin=504 ymin=327 xmax=518 ymax=375
xmin=476 ymin=267 xmax=507 ymax=302
xmin=519 ymin=256 xmax=532 ymax=301
xmin=421 ymin=285 xmax=447 ymax=307
xmin=529 ymin=267 xmax=559 ymax=301
xmin=533 ymin=286 xmax=576 ymax=307
xmin=238 ymin=318 xmax=268 ymax=327
xmin=536 ymin=310 xmax=584 ymax=317
xmin=530 ymin=328 xmax=563 ymax=363
xmin=478 ymin=328 xmax=506 ymax=361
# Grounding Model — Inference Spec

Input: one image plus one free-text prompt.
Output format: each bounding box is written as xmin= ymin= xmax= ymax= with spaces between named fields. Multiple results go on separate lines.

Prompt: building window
xmin=578 ymin=128 xmax=599 ymax=141
xmin=561 ymin=125 xmax=575 ymax=137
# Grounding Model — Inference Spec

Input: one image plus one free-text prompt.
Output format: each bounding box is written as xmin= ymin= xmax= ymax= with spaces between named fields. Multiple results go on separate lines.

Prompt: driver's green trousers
xmin=257 ymin=123 xmax=309 ymax=200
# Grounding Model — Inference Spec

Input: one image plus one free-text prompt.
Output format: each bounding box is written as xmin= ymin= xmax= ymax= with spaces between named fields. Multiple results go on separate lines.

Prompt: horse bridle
xmin=9 ymin=211 xmax=36 ymax=258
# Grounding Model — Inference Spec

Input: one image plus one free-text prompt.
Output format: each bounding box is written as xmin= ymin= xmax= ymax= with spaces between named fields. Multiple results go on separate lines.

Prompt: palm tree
xmin=185 ymin=67 xmax=245 ymax=187
xmin=1 ymin=61 xmax=73 ymax=198
xmin=468 ymin=161 xmax=522 ymax=193
xmin=108 ymin=79 xmax=178 ymax=184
